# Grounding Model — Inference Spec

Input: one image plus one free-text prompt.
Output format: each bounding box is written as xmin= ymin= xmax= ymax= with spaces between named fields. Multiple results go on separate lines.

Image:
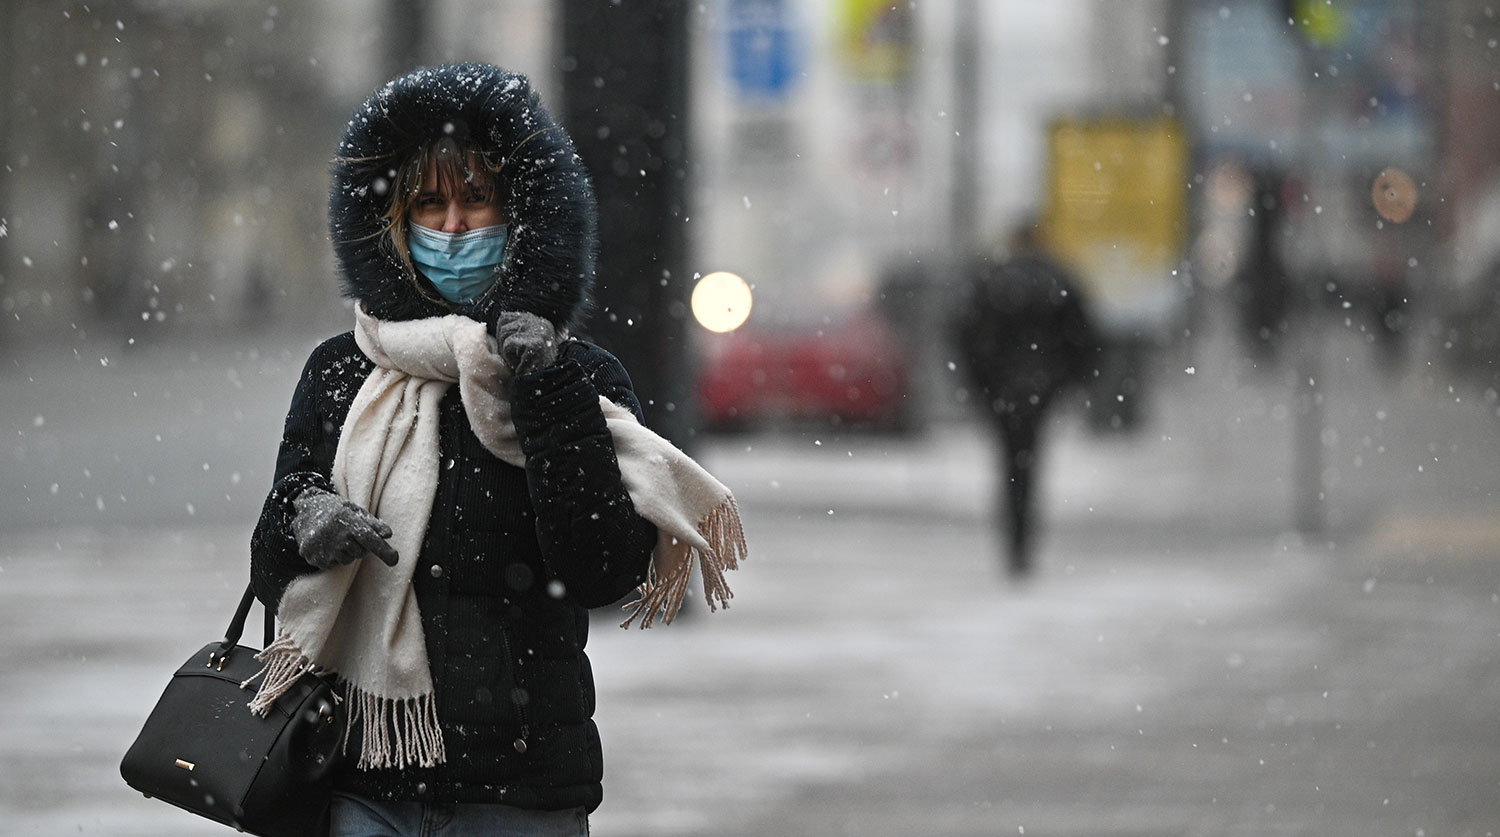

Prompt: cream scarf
xmin=247 ymin=305 xmax=747 ymax=770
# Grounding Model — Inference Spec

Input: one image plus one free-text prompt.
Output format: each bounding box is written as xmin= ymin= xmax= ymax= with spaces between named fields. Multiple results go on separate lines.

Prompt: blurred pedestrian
xmin=952 ymin=221 xmax=1100 ymax=577
xmin=247 ymin=63 xmax=745 ymax=836
xmin=1236 ymin=167 xmax=1294 ymax=361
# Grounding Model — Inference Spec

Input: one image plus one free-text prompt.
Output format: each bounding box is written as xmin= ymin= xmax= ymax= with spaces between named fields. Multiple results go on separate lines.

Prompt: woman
xmin=249 ymin=63 xmax=744 ymax=836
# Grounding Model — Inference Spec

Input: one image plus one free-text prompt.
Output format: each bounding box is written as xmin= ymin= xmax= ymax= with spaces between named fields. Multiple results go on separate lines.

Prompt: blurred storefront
xmin=4 ymin=0 xmax=1499 ymax=410
xmin=689 ymin=0 xmax=1167 ymax=430
xmin=1178 ymin=0 xmax=1500 ymax=382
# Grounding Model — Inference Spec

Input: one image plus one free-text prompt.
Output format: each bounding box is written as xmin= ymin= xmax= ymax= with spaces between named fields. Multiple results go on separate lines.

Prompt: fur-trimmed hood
xmin=328 ymin=63 xmax=596 ymax=332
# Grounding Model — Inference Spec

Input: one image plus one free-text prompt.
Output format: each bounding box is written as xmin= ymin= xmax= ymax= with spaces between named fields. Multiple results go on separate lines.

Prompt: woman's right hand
xmin=290 ymin=488 xmax=400 ymax=570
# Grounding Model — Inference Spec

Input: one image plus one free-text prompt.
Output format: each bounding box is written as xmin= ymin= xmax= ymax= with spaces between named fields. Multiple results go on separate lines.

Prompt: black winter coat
xmin=953 ymin=253 xmax=1100 ymax=421
xmin=250 ymin=63 xmax=657 ymax=814
xmin=251 ymin=335 xmax=656 ymax=812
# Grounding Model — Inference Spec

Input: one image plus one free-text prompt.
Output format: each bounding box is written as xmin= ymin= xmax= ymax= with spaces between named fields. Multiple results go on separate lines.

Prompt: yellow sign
xmin=835 ymin=0 xmax=912 ymax=81
xmin=1041 ymin=115 xmax=1188 ymax=327
xmin=1291 ymin=0 xmax=1348 ymax=47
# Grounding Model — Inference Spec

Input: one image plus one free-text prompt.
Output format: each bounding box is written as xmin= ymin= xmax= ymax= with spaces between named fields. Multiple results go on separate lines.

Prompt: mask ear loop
xmin=460 ymin=250 xmax=508 ymax=312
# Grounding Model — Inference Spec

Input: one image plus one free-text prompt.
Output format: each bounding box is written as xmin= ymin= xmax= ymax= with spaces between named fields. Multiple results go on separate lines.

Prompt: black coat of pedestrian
xmin=952 ymin=251 xmax=1099 ymax=575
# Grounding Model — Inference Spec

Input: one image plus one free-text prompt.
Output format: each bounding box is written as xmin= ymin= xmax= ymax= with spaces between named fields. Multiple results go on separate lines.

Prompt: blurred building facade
xmin=0 ymin=0 xmax=556 ymax=344
xmin=1 ymin=0 xmax=1498 ymax=390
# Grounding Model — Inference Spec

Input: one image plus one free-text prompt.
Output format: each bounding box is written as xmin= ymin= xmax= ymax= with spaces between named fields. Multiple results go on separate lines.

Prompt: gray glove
xmin=290 ymin=488 xmax=399 ymax=570
xmin=495 ymin=311 xmax=560 ymax=376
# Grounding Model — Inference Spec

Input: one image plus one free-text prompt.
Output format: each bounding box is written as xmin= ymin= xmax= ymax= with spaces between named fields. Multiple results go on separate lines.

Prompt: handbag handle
xmin=218 ymin=584 xmax=277 ymax=654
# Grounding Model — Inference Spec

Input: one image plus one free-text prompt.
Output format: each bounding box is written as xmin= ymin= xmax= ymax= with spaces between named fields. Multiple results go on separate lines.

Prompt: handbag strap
xmin=219 ymin=584 xmax=277 ymax=653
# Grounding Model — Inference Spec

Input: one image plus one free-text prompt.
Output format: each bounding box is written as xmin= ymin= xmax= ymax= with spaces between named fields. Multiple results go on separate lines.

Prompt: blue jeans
xmin=330 ymin=792 xmax=589 ymax=837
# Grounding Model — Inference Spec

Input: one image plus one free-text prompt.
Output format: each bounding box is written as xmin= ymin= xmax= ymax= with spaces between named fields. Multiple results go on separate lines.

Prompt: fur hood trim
xmin=328 ymin=63 xmax=596 ymax=332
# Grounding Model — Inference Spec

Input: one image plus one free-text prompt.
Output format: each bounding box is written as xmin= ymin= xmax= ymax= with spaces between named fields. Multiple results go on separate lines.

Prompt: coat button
xmin=416 ymin=782 xmax=428 ymax=795
xmin=429 ymin=564 xmax=443 ymax=578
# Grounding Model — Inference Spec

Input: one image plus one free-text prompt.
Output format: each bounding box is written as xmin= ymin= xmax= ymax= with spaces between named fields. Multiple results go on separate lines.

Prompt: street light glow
xmin=691 ymin=271 xmax=753 ymax=333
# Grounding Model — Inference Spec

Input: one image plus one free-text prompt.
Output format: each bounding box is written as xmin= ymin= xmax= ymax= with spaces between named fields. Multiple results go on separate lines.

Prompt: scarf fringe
xmin=244 ymin=634 xmax=320 ymax=716
xmin=247 ymin=634 xmax=447 ymax=770
xmin=621 ymin=495 xmax=749 ymax=629
xmin=347 ymin=687 xmax=447 ymax=770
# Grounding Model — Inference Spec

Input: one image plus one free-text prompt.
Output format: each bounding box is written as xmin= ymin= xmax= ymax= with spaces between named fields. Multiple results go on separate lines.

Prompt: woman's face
xmin=407 ymin=157 xmax=507 ymax=233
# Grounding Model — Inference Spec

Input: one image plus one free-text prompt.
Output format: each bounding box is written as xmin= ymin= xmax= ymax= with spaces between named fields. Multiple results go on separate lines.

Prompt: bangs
xmin=404 ymin=135 xmax=500 ymax=202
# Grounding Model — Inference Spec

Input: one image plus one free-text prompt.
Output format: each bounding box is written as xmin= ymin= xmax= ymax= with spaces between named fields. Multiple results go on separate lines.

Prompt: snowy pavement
xmin=3 ymin=324 xmax=1500 ymax=835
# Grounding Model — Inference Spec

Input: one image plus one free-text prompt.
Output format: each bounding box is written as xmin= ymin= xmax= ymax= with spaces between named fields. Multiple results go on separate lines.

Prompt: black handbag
xmin=121 ymin=583 xmax=344 ymax=836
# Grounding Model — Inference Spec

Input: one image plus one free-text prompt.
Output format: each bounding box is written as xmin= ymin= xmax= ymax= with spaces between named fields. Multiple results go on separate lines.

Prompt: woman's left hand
xmin=495 ymin=311 xmax=560 ymax=375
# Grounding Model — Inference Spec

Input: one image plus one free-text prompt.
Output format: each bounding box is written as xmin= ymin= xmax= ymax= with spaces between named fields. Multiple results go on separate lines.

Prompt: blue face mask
xmin=407 ymin=223 xmax=508 ymax=304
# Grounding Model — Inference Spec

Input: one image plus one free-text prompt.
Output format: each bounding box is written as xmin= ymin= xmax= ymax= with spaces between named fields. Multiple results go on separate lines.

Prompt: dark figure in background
xmin=952 ymin=226 xmax=1101 ymax=578
xmin=1237 ymin=168 xmax=1293 ymax=361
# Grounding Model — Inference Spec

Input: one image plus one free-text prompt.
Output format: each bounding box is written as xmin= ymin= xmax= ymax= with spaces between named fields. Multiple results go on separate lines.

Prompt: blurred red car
xmin=695 ymin=311 xmax=910 ymax=430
